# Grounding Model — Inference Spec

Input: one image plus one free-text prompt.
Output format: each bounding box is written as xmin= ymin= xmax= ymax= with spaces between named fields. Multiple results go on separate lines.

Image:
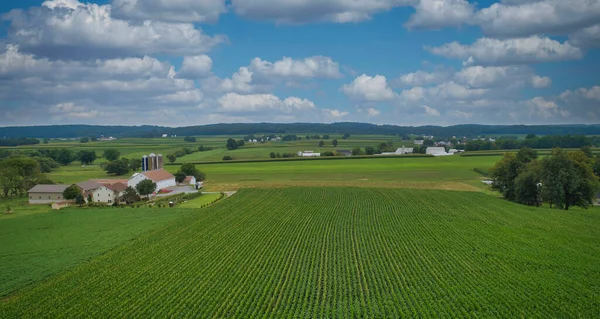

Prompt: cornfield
xmin=2 ymin=188 xmax=598 ymax=317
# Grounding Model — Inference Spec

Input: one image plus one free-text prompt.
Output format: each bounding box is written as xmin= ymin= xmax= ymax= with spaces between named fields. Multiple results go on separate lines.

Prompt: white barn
xmin=128 ymin=169 xmax=176 ymax=192
xmin=426 ymin=147 xmax=452 ymax=156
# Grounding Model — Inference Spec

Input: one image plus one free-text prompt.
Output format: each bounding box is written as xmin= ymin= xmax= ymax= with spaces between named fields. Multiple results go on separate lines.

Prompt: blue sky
xmin=0 ymin=0 xmax=598 ymax=126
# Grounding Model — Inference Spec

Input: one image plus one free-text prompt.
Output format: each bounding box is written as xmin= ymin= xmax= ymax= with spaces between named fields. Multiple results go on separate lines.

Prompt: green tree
xmin=226 ymin=138 xmax=238 ymax=150
xmin=75 ymin=194 xmax=86 ymax=206
xmin=87 ymin=194 xmax=93 ymax=204
xmin=580 ymin=146 xmax=593 ymax=158
xmin=175 ymin=171 xmax=186 ymax=185
xmin=33 ymin=157 xmax=60 ymax=173
xmin=323 ymin=135 xmax=330 ymax=140
xmin=352 ymin=147 xmax=362 ymax=156
xmin=105 ymin=160 xmax=130 ymax=176
xmin=332 ymin=139 xmax=338 ymax=147
xmin=180 ymin=163 xmax=197 ymax=176
xmin=269 ymin=152 xmax=276 ymax=158
xmin=90 ymin=136 xmax=98 ymax=142
xmin=516 ymin=147 xmax=538 ymax=163
xmin=136 ymin=180 xmax=157 ymax=198
xmin=80 ymin=137 xmax=89 ymax=143
xmin=237 ymin=140 xmax=245 ymax=147
xmin=167 ymin=154 xmax=177 ymax=163
xmin=103 ymin=149 xmax=120 ymax=161
xmin=56 ymin=149 xmax=74 ymax=166
xmin=318 ymin=141 xmax=325 ymax=147
xmin=514 ymin=161 xmax=542 ymax=206
xmin=184 ymin=136 xmax=197 ymax=142
xmin=195 ymin=171 xmax=206 ymax=181
xmin=365 ymin=147 xmax=376 ymax=155
xmin=593 ymin=155 xmax=600 ymax=178
xmin=223 ymin=155 xmax=233 ymax=161
xmin=489 ymin=153 xmax=521 ymax=201
xmin=130 ymin=158 xmax=142 ymax=171
xmin=342 ymin=133 xmax=350 ymax=140
xmin=43 ymin=138 xmax=49 ymax=144
xmin=121 ymin=186 xmax=140 ymax=204
xmin=63 ymin=185 xmax=81 ymax=200
xmin=78 ymin=150 xmax=97 ymax=165
xmin=0 ymin=167 xmax=21 ymax=197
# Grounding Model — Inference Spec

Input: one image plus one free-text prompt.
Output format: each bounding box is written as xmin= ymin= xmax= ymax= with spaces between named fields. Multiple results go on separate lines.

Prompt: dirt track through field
xmin=205 ymin=181 xmax=480 ymax=192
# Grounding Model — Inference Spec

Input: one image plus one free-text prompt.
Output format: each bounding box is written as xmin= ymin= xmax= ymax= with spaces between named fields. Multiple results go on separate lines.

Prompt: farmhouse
xmin=426 ymin=147 xmax=452 ymax=156
xmin=128 ymin=169 xmax=176 ymax=191
xmin=105 ymin=182 xmax=128 ymax=199
xmin=76 ymin=180 xmax=103 ymax=198
xmin=298 ymin=151 xmax=321 ymax=157
xmin=28 ymin=184 xmax=71 ymax=204
xmin=414 ymin=140 xmax=424 ymax=145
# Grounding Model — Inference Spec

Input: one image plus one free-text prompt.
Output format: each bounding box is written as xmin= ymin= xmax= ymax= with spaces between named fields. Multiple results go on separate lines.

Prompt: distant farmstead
xmin=128 ymin=169 xmax=176 ymax=191
xmin=426 ymin=147 xmax=453 ymax=156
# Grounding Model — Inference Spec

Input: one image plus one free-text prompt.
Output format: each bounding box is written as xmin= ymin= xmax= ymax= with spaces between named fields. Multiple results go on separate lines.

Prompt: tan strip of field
xmin=205 ymin=181 xmax=481 ymax=192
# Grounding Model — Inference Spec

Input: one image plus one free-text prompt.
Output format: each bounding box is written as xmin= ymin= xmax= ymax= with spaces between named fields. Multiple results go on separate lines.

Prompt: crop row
xmin=1 ymin=188 xmax=598 ymax=318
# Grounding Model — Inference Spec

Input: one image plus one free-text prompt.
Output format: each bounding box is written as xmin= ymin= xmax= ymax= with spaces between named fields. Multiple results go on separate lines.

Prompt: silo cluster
xmin=141 ymin=153 xmax=164 ymax=172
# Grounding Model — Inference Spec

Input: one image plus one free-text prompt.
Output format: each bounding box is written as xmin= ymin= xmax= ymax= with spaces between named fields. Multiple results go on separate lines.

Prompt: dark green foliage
xmin=167 ymin=154 xmax=177 ymax=163
xmin=105 ymin=160 xmax=130 ymax=176
xmin=0 ymin=138 xmax=40 ymax=147
xmin=342 ymin=133 xmax=350 ymax=140
xmin=80 ymin=137 xmax=89 ymax=143
xmin=322 ymin=151 xmax=335 ymax=156
xmin=75 ymin=194 xmax=85 ymax=206
xmin=78 ymin=150 xmax=97 ymax=165
xmin=121 ymin=186 xmax=140 ymax=204
xmin=175 ymin=171 xmax=186 ymax=184
xmin=63 ymin=185 xmax=81 ymax=200
xmin=197 ymin=145 xmax=214 ymax=152
xmin=222 ymin=156 xmax=233 ymax=161
xmin=129 ymin=158 xmax=141 ymax=171
xmin=237 ymin=140 xmax=245 ymax=147
xmin=184 ymin=136 xmax=197 ymax=142
xmin=365 ymin=146 xmax=376 ymax=155
xmin=226 ymin=138 xmax=238 ymax=150
xmin=332 ymin=139 xmax=338 ymax=147
xmin=180 ymin=163 xmax=196 ymax=176
xmin=514 ymin=163 xmax=542 ymax=206
xmin=33 ymin=157 xmax=60 ymax=173
xmin=580 ymin=146 xmax=593 ymax=158
xmin=318 ymin=141 xmax=325 ymax=147
xmin=87 ymin=194 xmax=93 ymax=204
xmin=103 ymin=149 xmax=120 ymax=161
xmin=136 ymin=180 xmax=157 ymax=197
xmin=56 ymin=149 xmax=75 ymax=166
xmin=269 ymin=152 xmax=276 ymax=158
xmin=352 ymin=147 xmax=362 ymax=156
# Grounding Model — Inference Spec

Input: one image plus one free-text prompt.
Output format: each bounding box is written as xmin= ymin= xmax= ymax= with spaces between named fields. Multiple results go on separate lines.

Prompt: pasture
xmin=1 ymin=188 xmax=598 ymax=317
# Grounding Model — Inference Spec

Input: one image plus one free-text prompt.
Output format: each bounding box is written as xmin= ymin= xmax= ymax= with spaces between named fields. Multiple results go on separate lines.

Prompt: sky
xmin=0 ymin=0 xmax=599 ymax=127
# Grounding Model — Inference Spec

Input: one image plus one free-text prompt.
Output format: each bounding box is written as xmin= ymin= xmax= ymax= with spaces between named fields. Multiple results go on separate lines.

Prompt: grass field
xmin=176 ymin=193 xmax=222 ymax=208
xmin=46 ymin=155 xmax=502 ymax=191
xmin=0 ymin=207 xmax=192 ymax=297
xmin=1 ymin=188 xmax=598 ymax=317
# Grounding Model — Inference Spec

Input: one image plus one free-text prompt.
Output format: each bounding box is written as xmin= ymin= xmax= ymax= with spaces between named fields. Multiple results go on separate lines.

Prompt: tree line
xmin=465 ymin=135 xmax=598 ymax=151
xmin=0 ymin=138 xmax=40 ymax=146
xmin=4 ymin=124 xmax=600 ymax=139
xmin=490 ymin=147 xmax=600 ymax=210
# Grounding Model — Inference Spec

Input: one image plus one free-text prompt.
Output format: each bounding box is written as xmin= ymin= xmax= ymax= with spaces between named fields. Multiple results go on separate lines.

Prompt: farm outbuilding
xmin=28 ymin=184 xmax=71 ymax=204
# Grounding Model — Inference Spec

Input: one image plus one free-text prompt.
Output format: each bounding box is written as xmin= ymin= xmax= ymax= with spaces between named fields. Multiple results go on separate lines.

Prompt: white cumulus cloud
xmin=405 ymin=0 xmax=474 ymax=30
xmin=341 ymin=74 xmax=397 ymax=102
xmin=421 ymin=105 xmax=440 ymax=116
xmin=217 ymin=93 xmax=315 ymax=113
xmin=111 ymin=0 xmax=227 ymax=23
xmin=178 ymin=55 xmax=213 ymax=79
xmin=427 ymin=36 xmax=583 ymax=66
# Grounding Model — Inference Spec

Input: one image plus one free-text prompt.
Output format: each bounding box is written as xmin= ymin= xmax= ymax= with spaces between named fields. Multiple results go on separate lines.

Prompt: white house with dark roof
xmin=28 ymin=184 xmax=71 ymax=204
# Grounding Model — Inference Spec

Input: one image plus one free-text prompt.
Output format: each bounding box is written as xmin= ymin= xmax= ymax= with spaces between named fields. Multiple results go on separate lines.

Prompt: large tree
xmin=1 ymin=157 xmax=43 ymax=194
xmin=0 ymin=167 xmax=21 ymax=197
xmin=78 ymin=150 xmax=97 ymax=165
xmin=180 ymin=163 xmax=197 ymax=176
xmin=175 ymin=171 xmax=186 ymax=185
xmin=136 ymin=180 xmax=157 ymax=198
xmin=56 ymin=149 xmax=74 ymax=166
xmin=63 ymin=185 xmax=81 ymax=200
xmin=332 ymin=139 xmax=338 ymax=147
xmin=226 ymin=138 xmax=238 ymax=150
xmin=105 ymin=160 xmax=130 ymax=176
xmin=75 ymin=194 xmax=86 ymax=206
xmin=121 ymin=186 xmax=140 ymax=204
xmin=103 ymin=149 xmax=120 ymax=161
xmin=130 ymin=158 xmax=142 ymax=171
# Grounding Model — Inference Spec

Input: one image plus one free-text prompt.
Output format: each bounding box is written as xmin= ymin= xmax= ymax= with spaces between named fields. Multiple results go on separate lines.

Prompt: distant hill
xmin=1 ymin=123 xmax=600 ymax=138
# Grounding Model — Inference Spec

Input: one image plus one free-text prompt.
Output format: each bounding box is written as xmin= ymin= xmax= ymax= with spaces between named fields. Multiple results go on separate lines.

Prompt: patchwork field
xmin=2 ymin=188 xmax=598 ymax=317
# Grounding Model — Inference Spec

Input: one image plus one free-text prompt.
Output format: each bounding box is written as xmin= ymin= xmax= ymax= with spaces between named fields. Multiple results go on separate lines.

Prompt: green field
xmin=45 ymin=155 xmax=501 ymax=191
xmin=1 ymin=188 xmax=598 ymax=317
xmin=0 ymin=207 xmax=191 ymax=296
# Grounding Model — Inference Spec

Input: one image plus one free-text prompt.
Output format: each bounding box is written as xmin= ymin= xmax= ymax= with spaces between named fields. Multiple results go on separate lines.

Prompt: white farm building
xmin=298 ymin=151 xmax=321 ymax=157
xmin=426 ymin=147 xmax=453 ymax=156
xmin=380 ymin=146 xmax=414 ymax=156
xmin=128 ymin=169 xmax=176 ymax=192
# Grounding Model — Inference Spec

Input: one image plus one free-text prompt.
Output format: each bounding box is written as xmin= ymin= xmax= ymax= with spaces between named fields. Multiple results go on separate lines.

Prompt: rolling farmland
xmin=2 ymin=188 xmax=598 ymax=317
